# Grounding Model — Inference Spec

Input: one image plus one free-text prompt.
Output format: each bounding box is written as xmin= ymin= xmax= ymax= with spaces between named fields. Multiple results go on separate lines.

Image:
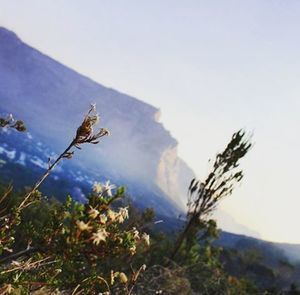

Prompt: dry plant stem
xmin=0 ymin=246 xmax=38 ymax=264
xmin=18 ymin=140 xmax=75 ymax=210
xmin=71 ymin=284 xmax=81 ymax=295
xmin=127 ymin=265 xmax=146 ymax=295
xmin=97 ymin=276 xmax=111 ymax=294
xmin=0 ymin=184 xmax=13 ymax=216
xmin=1 ymin=256 xmax=53 ymax=274
xmin=0 ymin=184 xmax=13 ymax=205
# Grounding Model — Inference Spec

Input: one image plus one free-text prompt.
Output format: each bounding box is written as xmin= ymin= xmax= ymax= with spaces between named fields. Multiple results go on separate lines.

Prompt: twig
xmin=0 ymin=184 xmax=13 ymax=205
xmin=17 ymin=141 xmax=75 ymax=210
xmin=0 ymin=246 xmax=39 ymax=264
xmin=127 ymin=264 xmax=146 ymax=295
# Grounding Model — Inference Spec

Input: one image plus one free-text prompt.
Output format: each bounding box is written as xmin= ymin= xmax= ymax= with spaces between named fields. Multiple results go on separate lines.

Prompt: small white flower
xmin=93 ymin=182 xmax=102 ymax=194
xmin=142 ymin=233 xmax=150 ymax=246
xmin=102 ymin=180 xmax=116 ymax=197
xmin=116 ymin=214 xmax=125 ymax=224
xmin=107 ymin=209 xmax=117 ymax=221
xmin=99 ymin=214 xmax=108 ymax=224
xmin=92 ymin=180 xmax=116 ymax=197
xmin=88 ymin=207 xmax=99 ymax=219
xmin=116 ymin=207 xmax=129 ymax=223
xmin=132 ymin=227 xmax=140 ymax=239
xmin=129 ymin=245 xmax=136 ymax=255
xmin=92 ymin=228 xmax=108 ymax=245
xmin=76 ymin=220 xmax=92 ymax=232
xmin=119 ymin=207 xmax=129 ymax=219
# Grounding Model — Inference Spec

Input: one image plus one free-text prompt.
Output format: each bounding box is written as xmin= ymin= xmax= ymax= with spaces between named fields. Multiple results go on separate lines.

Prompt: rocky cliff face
xmin=156 ymin=147 xmax=195 ymax=208
xmin=0 ymin=27 xmax=195 ymax=214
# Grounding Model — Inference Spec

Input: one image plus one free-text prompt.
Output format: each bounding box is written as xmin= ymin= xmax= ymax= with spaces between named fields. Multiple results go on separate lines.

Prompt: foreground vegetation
xmin=0 ymin=107 xmax=299 ymax=294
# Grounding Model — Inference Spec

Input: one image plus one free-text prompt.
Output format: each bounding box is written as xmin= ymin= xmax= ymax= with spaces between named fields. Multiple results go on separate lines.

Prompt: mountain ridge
xmin=0 ymin=26 xmax=262 ymax=237
xmin=0 ymin=26 xmax=192 ymax=212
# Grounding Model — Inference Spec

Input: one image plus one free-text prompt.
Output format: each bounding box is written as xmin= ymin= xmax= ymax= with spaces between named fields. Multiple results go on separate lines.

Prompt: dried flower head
xmin=74 ymin=104 xmax=109 ymax=148
xmin=0 ymin=113 xmax=13 ymax=127
xmin=0 ymin=113 xmax=26 ymax=132
xmin=12 ymin=120 xmax=26 ymax=132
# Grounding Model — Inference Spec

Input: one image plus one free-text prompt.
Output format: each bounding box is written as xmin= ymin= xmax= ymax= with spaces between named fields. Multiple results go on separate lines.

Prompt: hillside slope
xmin=0 ymin=27 xmax=194 ymax=214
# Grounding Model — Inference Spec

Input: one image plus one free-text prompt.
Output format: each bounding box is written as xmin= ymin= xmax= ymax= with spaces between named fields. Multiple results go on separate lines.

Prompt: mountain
xmin=216 ymin=231 xmax=300 ymax=290
xmin=0 ymin=27 xmax=262 ymax=236
xmin=0 ymin=27 xmax=195 ymax=216
xmin=213 ymin=210 xmax=261 ymax=239
xmin=217 ymin=231 xmax=300 ymax=263
xmin=275 ymin=243 xmax=300 ymax=263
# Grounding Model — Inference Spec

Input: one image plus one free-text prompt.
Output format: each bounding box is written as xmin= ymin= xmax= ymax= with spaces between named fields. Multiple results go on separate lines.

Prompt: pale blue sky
xmin=1 ymin=0 xmax=300 ymax=243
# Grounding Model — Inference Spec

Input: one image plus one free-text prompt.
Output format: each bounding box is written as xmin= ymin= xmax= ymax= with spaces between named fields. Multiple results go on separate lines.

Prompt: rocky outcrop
xmin=0 ymin=27 xmax=195 ymax=214
xmin=156 ymin=147 xmax=195 ymax=209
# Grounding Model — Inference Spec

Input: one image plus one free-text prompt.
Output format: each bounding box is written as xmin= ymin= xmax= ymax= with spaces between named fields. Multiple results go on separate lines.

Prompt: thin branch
xmin=0 ymin=246 xmax=39 ymax=264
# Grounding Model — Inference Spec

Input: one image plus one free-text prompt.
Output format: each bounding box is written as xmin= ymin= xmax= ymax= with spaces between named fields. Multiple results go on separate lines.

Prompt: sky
xmin=1 ymin=0 xmax=300 ymax=243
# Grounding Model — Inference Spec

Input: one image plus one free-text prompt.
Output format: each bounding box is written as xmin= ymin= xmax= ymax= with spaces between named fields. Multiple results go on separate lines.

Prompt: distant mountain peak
xmin=0 ymin=26 xmax=23 ymax=47
xmin=0 ymin=26 xmax=18 ymax=37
